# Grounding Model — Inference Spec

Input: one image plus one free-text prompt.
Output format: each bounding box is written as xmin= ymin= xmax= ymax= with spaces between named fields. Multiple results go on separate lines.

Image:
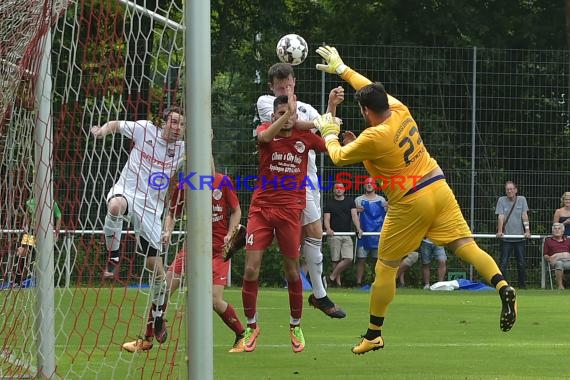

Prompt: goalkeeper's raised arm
xmin=315 ymin=44 xmax=518 ymax=357
xmin=315 ymin=45 xmax=399 ymax=105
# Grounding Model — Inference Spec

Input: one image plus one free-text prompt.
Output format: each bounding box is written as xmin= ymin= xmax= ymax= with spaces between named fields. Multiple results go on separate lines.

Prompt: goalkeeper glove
xmin=315 ymin=46 xmax=348 ymax=75
xmin=313 ymin=113 xmax=342 ymax=142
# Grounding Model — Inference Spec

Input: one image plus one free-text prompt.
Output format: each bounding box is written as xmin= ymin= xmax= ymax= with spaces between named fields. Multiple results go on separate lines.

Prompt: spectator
xmin=553 ymin=192 xmax=570 ymax=236
xmin=323 ymin=182 xmax=362 ymax=287
xmin=420 ymin=239 xmax=447 ymax=289
xmin=396 ymin=251 xmax=419 ymax=288
xmin=543 ymin=222 xmax=570 ymax=290
xmin=13 ymin=197 xmax=62 ymax=287
xmin=354 ymin=178 xmax=387 ymax=287
xmin=496 ymin=181 xmax=531 ymax=289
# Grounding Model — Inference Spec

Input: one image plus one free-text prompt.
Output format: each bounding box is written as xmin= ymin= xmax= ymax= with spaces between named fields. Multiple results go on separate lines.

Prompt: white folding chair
xmin=541 ymin=237 xmax=554 ymax=289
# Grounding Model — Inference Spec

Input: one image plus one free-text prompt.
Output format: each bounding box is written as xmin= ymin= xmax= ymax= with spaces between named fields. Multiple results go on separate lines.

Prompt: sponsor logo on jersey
xmin=294 ymin=141 xmax=306 ymax=153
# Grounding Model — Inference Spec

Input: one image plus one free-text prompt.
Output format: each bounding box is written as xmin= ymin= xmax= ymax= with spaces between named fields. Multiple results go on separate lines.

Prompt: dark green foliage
xmin=49 ymin=0 xmax=570 ymax=288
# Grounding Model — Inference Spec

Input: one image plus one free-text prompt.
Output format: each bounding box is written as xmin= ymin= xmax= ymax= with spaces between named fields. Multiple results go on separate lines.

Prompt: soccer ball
xmin=276 ymin=34 xmax=308 ymax=66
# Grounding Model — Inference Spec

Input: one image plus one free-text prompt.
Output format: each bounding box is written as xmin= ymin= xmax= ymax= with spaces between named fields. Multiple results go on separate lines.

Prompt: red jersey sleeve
xmin=305 ymin=130 xmax=326 ymax=152
xmin=256 ymin=122 xmax=270 ymax=139
xmin=220 ymin=176 xmax=239 ymax=210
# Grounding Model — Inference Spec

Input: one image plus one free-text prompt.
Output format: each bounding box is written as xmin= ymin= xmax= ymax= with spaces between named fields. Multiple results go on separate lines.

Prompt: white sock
xmin=290 ymin=317 xmax=301 ymax=326
xmin=151 ymin=278 xmax=167 ymax=317
xmin=247 ymin=315 xmax=257 ymax=325
xmin=104 ymin=213 xmax=123 ymax=252
xmin=304 ymin=237 xmax=326 ymax=299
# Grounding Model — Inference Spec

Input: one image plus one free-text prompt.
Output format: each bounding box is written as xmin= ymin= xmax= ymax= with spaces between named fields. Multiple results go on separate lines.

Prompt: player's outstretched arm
xmin=313 ymin=112 xmax=342 ymax=143
xmin=316 ymin=45 xmax=402 ymax=106
xmin=315 ymin=46 xmax=348 ymax=75
xmin=326 ymin=86 xmax=344 ymax=116
xmin=293 ymin=120 xmax=316 ymax=131
xmin=257 ymin=109 xmax=294 ymax=143
xmin=91 ymin=120 xmax=120 ymax=138
xmin=257 ymin=86 xmax=297 ymax=143
xmin=316 ymin=45 xmax=372 ymax=91
xmin=327 ymin=129 xmax=381 ymax=167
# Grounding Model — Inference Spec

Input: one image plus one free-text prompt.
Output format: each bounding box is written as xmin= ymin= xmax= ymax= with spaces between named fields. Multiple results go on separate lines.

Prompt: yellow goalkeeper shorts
xmin=379 ymin=179 xmax=472 ymax=262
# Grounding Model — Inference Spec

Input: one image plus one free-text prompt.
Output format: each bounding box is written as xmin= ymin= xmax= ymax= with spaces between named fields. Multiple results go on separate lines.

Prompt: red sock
xmin=219 ymin=304 xmax=245 ymax=335
xmin=287 ymin=277 xmax=303 ymax=320
xmin=14 ymin=257 xmax=25 ymax=284
xmin=241 ymin=279 xmax=259 ymax=320
xmin=144 ymin=305 xmax=155 ymax=338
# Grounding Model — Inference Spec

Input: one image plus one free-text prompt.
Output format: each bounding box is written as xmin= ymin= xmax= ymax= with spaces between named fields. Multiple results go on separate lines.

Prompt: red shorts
xmin=245 ymin=206 xmax=302 ymax=259
xmin=167 ymin=249 xmax=229 ymax=286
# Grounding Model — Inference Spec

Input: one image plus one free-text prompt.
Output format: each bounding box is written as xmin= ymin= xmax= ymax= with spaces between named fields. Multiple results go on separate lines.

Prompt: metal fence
xmin=211 ymin=45 xmax=570 ymax=287
xmin=0 ymin=230 xmax=554 ymax=290
xmin=3 ymin=45 xmax=568 ymax=288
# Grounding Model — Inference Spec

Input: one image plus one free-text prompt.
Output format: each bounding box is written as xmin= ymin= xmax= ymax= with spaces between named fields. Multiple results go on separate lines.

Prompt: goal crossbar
xmin=117 ymin=0 xmax=184 ymax=31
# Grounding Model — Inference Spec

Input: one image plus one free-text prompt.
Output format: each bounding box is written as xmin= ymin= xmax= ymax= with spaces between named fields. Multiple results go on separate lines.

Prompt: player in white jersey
xmin=257 ymin=63 xmax=346 ymax=318
xmin=91 ymin=106 xmax=185 ymax=343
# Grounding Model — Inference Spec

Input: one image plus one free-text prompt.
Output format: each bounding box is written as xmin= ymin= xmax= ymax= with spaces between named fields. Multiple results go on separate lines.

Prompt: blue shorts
xmin=420 ymin=241 xmax=447 ymax=264
xmin=356 ymin=247 xmax=378 ymax=259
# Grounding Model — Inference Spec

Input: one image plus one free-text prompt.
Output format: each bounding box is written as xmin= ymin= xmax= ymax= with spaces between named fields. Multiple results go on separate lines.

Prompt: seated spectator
xmin=553 ymin=192 xmax=570 ymax=236
xmin=14 ymin=197 xmax=62 ymax=287
xmin=543 ymin=222 xmax=570 ymax=290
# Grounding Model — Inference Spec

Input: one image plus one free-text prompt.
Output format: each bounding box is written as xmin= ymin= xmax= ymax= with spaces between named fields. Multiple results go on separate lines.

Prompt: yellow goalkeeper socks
xmin=454 ymin=241 xmax=508 ymax=290
xmin=368 ymin=260 xmax=397 ymax=330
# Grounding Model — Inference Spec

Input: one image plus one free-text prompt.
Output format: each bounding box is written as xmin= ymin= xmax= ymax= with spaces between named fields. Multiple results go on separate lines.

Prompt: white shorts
xmin=107 ymin=186 xmax=163 ymax=250
xmin=302 ymin=188 xmax=321 ymax=225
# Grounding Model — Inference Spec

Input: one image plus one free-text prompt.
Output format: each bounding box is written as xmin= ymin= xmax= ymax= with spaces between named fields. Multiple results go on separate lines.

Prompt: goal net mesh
xmin=2 ymin=0 xmax=569 ymax=378
xmin=1 ymin=1 xmax=187 ymax=378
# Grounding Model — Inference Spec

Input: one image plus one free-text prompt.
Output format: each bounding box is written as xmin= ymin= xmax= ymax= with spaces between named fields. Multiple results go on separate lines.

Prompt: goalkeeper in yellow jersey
xmin=313 ymin=45 xmax=517 ymax=355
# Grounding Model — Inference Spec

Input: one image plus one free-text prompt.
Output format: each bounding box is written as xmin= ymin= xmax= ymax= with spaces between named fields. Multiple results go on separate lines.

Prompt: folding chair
xmin=542 ymin=236 xmax=570 ymax=290
xmin=541 ymin=237 xmax=554 ymax=289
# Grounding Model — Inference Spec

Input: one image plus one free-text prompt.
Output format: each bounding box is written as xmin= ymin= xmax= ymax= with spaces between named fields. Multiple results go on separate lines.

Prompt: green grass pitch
xmin=3 ymin=287 xmax=569 ymax=379
xmin=212 ymin=288 xmax=568 ymax=380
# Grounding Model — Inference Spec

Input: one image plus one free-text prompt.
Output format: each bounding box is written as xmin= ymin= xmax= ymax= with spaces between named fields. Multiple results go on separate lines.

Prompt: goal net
xmin=1 ymin=1 xmax=187 ymax=378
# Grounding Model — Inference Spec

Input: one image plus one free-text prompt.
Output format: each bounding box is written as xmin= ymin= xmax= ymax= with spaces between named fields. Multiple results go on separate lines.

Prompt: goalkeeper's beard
xmin=363 ymin=114 xmax=373 ymax=129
